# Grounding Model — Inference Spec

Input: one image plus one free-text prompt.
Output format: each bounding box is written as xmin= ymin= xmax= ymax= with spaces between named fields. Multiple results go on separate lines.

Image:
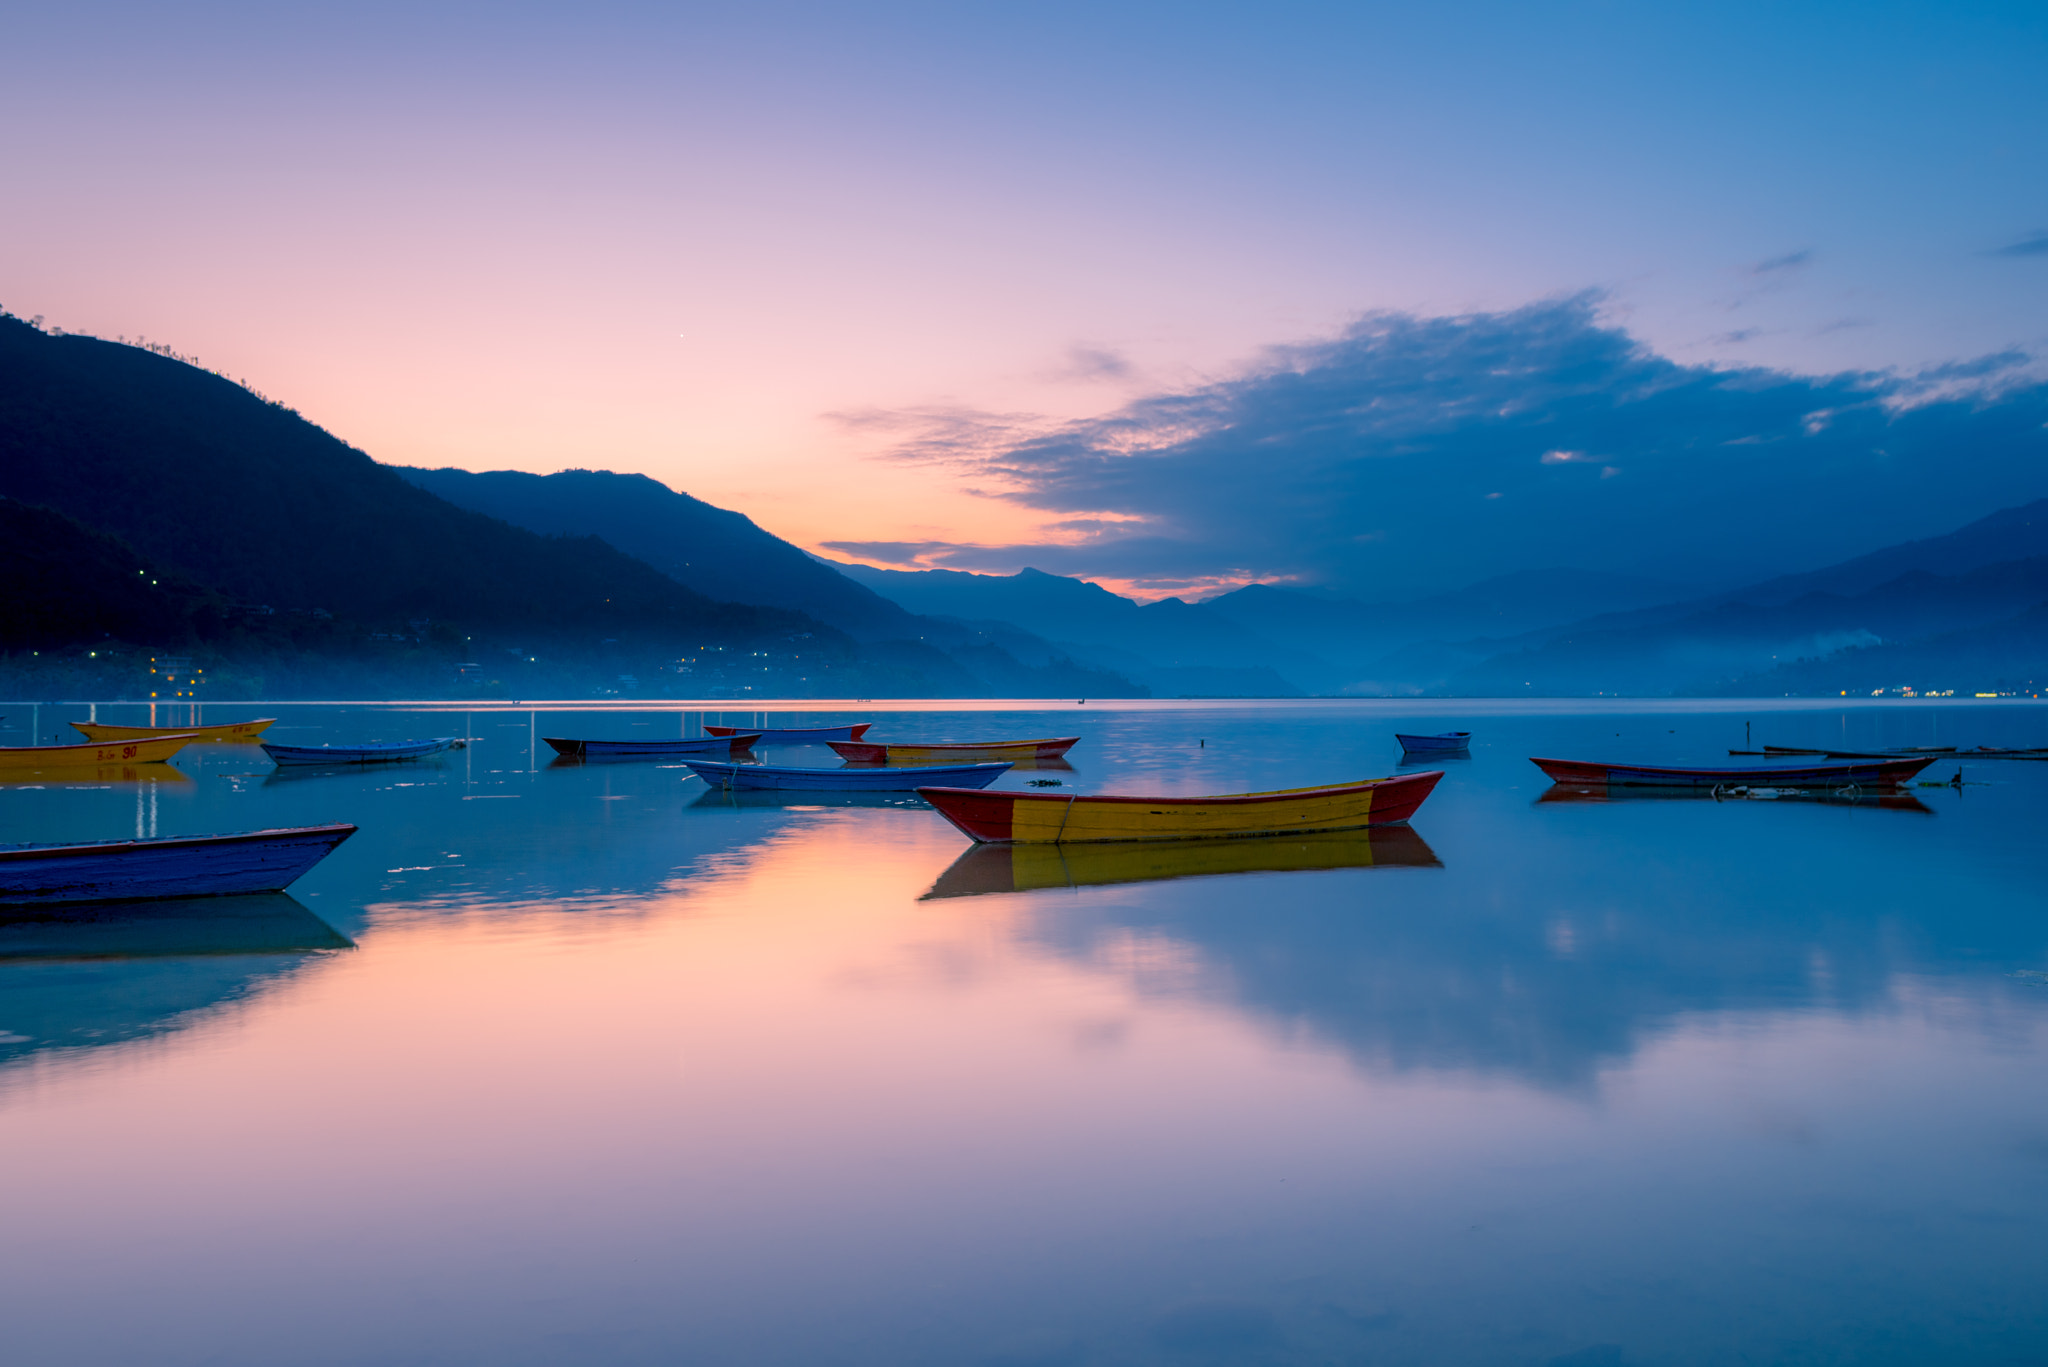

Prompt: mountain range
xmin=4 ymin=307 xmax=2043 ymax=698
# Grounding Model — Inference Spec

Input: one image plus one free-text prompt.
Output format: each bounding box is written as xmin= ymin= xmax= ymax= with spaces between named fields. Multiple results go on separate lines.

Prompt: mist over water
xmin=3 ymin=699 xmax=2047 ymax=1365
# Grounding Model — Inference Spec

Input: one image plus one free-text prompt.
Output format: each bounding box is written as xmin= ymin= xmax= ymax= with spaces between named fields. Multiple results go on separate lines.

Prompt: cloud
xmin=1047 ymin=345 xmax=1136 ymax=383
xmin=1750 ymin=249 xmax=1813 ymax=274
xmin=1989 ymin=231 xmax=2048 ymax=258
xmin=851 ymin=295 xmax=2048 ymax=597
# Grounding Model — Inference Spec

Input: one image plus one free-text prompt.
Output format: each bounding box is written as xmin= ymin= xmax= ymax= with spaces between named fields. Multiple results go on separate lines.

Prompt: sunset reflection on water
xmin=3 ymin=700 xmax=2047 ymax=1365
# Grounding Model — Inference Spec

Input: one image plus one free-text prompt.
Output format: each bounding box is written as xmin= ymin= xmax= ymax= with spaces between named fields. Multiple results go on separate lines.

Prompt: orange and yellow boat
xmin=71 ymin=718 xmax=276 ymax=743
xmin=918 ymin=770 xmax=1442 ymax=844
xmin=0 ymin=734 xmax=201 ymax=772
xmin=831 ymin=736 xmax=1080 ymax=763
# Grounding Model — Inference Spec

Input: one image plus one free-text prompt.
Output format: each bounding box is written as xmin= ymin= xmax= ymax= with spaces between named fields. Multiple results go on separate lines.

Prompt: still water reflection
xmin=1 ymin=700 xmax=2046 ymax=1366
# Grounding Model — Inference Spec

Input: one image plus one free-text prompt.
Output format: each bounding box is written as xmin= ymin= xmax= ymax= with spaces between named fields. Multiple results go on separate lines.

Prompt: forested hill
xmin=0 ymin=313 xmax=815 ymax=644
xmin=397 ymin=466 xmax=919 ymax=639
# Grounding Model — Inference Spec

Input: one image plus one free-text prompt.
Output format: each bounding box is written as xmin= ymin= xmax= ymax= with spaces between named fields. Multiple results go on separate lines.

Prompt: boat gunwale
xmin=917 ymin=771 xmax=1442 ymax=808
xmin=1 ymin=733 xmax=201 ymax=757
xmin=0 ymin=823 xmax=359 ymax=862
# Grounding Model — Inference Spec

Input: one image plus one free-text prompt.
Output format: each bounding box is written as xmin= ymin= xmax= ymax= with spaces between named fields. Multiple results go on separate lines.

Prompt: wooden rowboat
xmin=921 ymin=825 xmax=1442 ymax=898
xmin=703 ymin=723 xmax=872 ymax=743
xmin=0 ymin=824 xmax=357 ymax=905
xmin=1531 ymin=755 xmax=1937 ymax=788
xmin=71 ymin=718 xmax=276 ymax=743
xmin=262 ymin=738 xmax=456 ymax=766
xmin=918 ymin=770 xmax=1443 ymax=845
xmin=544 ymin=733 xmax=760 ymax=759
xmin=829 ymin=736 xmax=1080 ymax=763
xmin=0 ymin=734 xmax=199 ymax=772
xmin=1396 ymin=731 xmax=1470 ymax=754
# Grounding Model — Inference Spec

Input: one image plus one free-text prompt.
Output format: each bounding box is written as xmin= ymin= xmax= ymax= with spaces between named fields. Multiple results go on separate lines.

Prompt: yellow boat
xmin=0 ymin=734 xmax=201 ymax=772
xmin=922 ymin=825 xmax=1441 ymax=898
xmin=918 ymin=770 xmax=1443 ymax=844
xmin=70 ymin=718 xmax=276 ymax=743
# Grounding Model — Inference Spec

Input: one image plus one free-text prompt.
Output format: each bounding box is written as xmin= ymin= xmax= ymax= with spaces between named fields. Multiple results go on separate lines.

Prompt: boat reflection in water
xmin=1536 ymin=784 xmax=1934 ymax=813
xmin=922 ymin=825 xmax=1441 ymax=899
xmin=0 ymin=892 xmax=353 ymax=1066
xmin=0 ymin=762 xmax=191 ymax=788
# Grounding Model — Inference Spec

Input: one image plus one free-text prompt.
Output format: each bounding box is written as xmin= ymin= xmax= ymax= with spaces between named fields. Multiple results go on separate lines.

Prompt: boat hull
xmin=1396 ymin=732 xmax=1470 ymax=753
xmin=829 ymin=736 xmax=1080 ymax=763
xmin=262 ymin=738 xmax=456 ymax=766
xmin=702 ymin=724 xmax=872 ymax=743
xmin=918 ymin=770 xmax=1443 ymax=844
xmin=71 ymin=719 xmax=276 ymax=743
xmin=544 ymin=734 xmax=759 ymax=758
xmin=682 ymin=760 xmax=1012 ymax=791
xmin=0 ymin=734 xmax=199 ymax=772
xmin=1531 ymin=756 xmax=1936 ymax=788
xmin=0 ymin=824 xmax=358 ymax=905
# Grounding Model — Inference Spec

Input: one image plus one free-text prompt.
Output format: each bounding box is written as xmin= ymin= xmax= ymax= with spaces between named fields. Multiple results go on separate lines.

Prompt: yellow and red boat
xmin=0 ymin=734 xmax=201 ymax=772
xmin=831 ymin=736 xmax=1080 ymax=763
xmin=71 ymin=718 xmax=277 ymax=744
xmin=918 ymin=770 xmax=1442 ymax=844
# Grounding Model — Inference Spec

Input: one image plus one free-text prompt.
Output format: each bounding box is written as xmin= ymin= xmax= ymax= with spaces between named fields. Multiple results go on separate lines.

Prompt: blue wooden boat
xmin=0 ymin=824 xmax=357 ymax=905
xmin=544 ymin=733 xmax=760 ymax=759
xmin=680 ymin=759 xmax=1012 ymax=791
xmin=1397 ymin=731 xmax=1470 ymax=754
xmin=262 ymin=738 xmax=456 ymax=766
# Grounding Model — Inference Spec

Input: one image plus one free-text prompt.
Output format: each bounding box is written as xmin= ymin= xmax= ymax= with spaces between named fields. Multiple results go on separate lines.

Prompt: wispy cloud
xmin=842 ymin=296 xmax=2048 ymax=597
xmin=1750 ymin=249 xmax=1814 ymax=275
xmin=1989 ymin=230 xmax=2048 ymax=258
xmin=1046 ymin=345 xmax=1136 ymax=383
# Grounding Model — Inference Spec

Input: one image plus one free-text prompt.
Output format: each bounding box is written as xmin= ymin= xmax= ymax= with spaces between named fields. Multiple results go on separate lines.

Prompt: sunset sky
xmin=4 ymin=2 xmax=2045 ymax=598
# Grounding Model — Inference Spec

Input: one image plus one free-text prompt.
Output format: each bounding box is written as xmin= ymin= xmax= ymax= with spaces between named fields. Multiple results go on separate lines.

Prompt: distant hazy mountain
xmin=398 ymin=467 xmax=920 ymax=639
xmin=0 ymin=314 xmax=813 ymax=645
xmin=1439 ymin=517 xmax=2048 ymax=695
xmin=834 ymin=561 xmax=1703 ymax=694
xmin=831 ymin=563 xmax=1319 ymax=695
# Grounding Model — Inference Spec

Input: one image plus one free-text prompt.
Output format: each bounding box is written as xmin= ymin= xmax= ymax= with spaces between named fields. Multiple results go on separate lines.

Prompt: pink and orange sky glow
xmin=4 ymin=3 xmax=2045 ymax=597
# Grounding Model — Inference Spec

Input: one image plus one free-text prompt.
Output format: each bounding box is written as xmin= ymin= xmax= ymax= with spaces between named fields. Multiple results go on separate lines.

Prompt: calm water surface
xmin=2 ymin=699 xmax=2046 ymax=1367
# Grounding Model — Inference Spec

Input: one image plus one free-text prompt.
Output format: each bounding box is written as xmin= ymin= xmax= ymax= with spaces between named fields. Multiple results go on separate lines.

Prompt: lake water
xmin=3 ymin=698 xmax=2047 ymax=1367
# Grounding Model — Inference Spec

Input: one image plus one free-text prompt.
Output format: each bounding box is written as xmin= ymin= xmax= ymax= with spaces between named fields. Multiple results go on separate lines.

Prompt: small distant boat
xmin=702 ymin=723 xmax=872 ymax=744
xmin=543 ymin=733 xmax=760 ymax=759
xmin=829 ymin=736 xmax=1080 ymax=763
xmin=681 ymin=759 xmax=1012 ymax=791
xmin=921 ymin=825 xmax=1443 ymax=898
xmin=261 ymin=738 xmax=456 ymax=766
xmin=1958 ymin=745 xmax=2048 ymax=760
xmin=0 ymin=734 xmax=199 ymax=772
xmin=1396 ymin=731 xmax=1470 ymax=754
xmin=0 ymin=824 xmax=357 ymax=905
xmin=918 ymin=771 xmax=1443 ymax=845
xmin=72 ymin=718 xmax=277 ymax=743
xmin=1531 ymin=755 xmax=1937 ymax=789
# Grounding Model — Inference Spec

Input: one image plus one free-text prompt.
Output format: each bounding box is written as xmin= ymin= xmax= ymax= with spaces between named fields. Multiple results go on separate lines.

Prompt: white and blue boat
xmin=262 ymin=738 xmax=456 ymax=766
xmin=680 ymin=759 xmax=1012 ymax=791
xmin=1396 ymin=731 xmax=1471 ymax=755
xmin=0 ymin=824 xmax=358 ymax=904
xmin=544 ymin=733 xmax=761 ymax=760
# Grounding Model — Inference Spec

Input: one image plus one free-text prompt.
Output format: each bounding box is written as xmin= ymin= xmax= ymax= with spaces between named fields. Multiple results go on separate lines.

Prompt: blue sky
xmin=2 ymin=1 xmax=2044 ymax=595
